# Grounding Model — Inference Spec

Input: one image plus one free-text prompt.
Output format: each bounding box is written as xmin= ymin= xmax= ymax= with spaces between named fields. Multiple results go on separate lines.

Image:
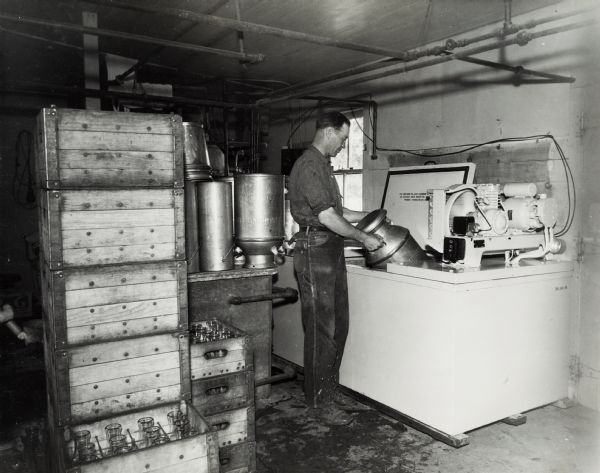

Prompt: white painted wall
xmin=266 ymin=1 xmax=600 ymax=410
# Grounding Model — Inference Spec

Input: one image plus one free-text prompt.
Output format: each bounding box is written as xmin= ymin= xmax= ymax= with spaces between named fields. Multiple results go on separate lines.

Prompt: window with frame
xmin=331 ymin=113 xmax=363 ymax=210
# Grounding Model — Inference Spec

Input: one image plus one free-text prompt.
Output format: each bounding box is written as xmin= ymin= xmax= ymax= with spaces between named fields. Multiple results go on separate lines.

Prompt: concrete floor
xmin=1 ymin=371 xmax=599 ymax=473
xmin=255 ymin=379 xmax=600 ymax=473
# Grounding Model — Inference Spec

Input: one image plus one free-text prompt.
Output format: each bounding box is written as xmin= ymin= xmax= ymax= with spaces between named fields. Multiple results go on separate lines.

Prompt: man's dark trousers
xmin=294 ymin=230 xmax=349 ymax=409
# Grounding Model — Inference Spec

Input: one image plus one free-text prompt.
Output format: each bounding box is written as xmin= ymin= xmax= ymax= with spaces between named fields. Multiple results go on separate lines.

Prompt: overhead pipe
xmin=0 ymin=24 xmax=82 ymax=51
xmin=0 ymin=24 xmax=211 ymax=81
xmin=258 ymin=6 xmax=595 ymax=104
xmin=82 ymin=0 xmax=422 ymax=60
xmin=452 ymin=55 xmax=575 ymax=83
xmin=258 ymin=18 xmax=596 ymax=104
xmin=0 ymin=11 xmax=265 ymax=63
xmin=233 ymin=0 xmax=247 ymax=62
xmin=116 ymin=0 xmax=231 ymax=83
xmin=113 ymin=21 xmax=200 ymax=85
xmin=1 ymin=81 xmax=255 ymax=109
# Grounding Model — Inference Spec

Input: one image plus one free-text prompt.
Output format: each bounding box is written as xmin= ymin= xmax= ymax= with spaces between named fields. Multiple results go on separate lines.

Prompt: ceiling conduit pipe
xmin=258 ymin=6 xmax=595 ymax=105
xmin=1 ymin=81 xmax=255 ymax=109
xmin=258 ymin=18 xmax=597 ymax=105
xmin=83 ymin=0 xmax=420 ymax=60
xmin=0 ymin=11 xmax=265 ymax=63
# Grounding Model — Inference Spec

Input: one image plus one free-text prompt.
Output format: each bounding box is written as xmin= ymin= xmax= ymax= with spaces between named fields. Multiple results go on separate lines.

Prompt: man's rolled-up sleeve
xmin=296 ymin=164 xmax=336 ymax=215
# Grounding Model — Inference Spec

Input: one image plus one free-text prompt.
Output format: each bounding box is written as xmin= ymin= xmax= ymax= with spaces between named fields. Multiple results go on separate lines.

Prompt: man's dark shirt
xmin=288 ymin=145 xmax=343 ymax=227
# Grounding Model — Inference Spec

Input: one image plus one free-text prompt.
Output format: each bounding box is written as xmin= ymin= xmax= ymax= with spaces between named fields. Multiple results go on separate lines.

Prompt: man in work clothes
xmin=288 ymin=111 xmax=385 ymax=425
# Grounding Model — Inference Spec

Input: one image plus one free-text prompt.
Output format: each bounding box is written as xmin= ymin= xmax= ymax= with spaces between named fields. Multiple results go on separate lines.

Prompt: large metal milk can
xmin=183 ymin=122 xmax=212 ymax=272
xmin=197 ymin=181 xmax=234 ymax=271
xmin=182 ymin=122 xmax=212 ymax=180
xmin=234 ymin=174 xmax=284 ymax=268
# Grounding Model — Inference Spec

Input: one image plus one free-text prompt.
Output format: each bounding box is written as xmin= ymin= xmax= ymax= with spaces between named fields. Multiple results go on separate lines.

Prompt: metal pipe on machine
xmin=197 ymin=181 xmax=234 ymax=271
xmin=234 ymin=174 xmax=284 ymax=269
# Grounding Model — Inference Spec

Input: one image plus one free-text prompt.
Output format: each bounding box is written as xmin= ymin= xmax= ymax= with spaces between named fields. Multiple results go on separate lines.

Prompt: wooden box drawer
xmin=219 ymin=441 xmax=256 ymax=473
xmin=190 ymin=320 xmax=252 ymax=380
xmin=39 ymin=188 xmax=185 ymax=269
xmin=42 ymin=261 xmax=188 ymax=348
xmin=35 ymin=107 xmax=184 ymax=189
xmin=45 ymin=332 xmax=191 ymax=425
xmin=192 ymin=371 xmax=254 ymax=416
xmin=205 ymin=407 xmax=255 ymax=449
xmin=49 ymin=400 xmax=219 ymax=473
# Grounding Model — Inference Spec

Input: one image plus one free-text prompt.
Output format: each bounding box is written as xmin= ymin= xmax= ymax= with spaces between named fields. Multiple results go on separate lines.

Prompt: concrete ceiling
xmin=0 ymin=0 xmax=562 ymax=100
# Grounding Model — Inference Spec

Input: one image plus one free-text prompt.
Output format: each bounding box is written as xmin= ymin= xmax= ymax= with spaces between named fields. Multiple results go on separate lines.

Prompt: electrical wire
xmin=12 ymin=130 xmax=36 ymax=209
xmin=352 ymin=118 xmax=576 ymax=236
xmin=287 ymin=102 xmax=576 ymax=238
xmin=286 ymin=102 xmax=321 ymax=147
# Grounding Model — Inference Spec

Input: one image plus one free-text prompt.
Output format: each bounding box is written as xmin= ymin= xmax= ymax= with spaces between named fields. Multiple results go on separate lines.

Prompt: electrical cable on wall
xmin=286 ymin=102 xmax=321 ymax=147
xmin=353 ymin=111 xmax=575 ymax=237
xmin=12 ymin=130 xmax=36 ymax=209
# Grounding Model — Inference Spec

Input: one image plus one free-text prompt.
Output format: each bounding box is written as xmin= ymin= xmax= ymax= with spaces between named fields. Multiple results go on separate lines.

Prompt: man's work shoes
xmin=333 ymin=389 xmax=370 ymax=412
xmin=310 ymin=404 xmax=355 ymax=426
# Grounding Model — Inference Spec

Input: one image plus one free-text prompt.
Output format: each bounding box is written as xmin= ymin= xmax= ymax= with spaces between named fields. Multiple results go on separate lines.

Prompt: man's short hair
xmin=316 ymin=111 xmax=350 ymax=131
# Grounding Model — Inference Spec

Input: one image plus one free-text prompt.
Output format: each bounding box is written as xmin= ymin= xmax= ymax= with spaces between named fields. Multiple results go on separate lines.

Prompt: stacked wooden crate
xmin=36 ymin=107 xmax=219 ymax=473
xmin=190 ymin=319 xmax=257 ymax=473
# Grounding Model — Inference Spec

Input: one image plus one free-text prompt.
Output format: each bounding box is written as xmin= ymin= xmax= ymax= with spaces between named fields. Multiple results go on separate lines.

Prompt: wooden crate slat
xmin=67 ymin=333 xmax=179 ymax=367
xmin=58 ymin=149 xmax=174 ymax=169
xmin=146 ymin=458 xmax=213 ymax=473
xmin=59 ymin=189 xmax=175 ymax=210
xmin=36 ymin=108 xmax=184 ymax=189
xmin=44 ymin=190 xmax=65 ymax=264
xmin=190 ymin=349 xmax=246 ymax=379
xmin=70 ymin=367 xmax=181 ymax=403
xmin=61 ymin=208 xmax=174 ymax=230
xmin=57 ymin=168 xmax=176 ymax=187
xmin=62 ymin=225 xmax=175 ymax=249
xmin=67 ymin=313 xmax=179 ymax=344
xmin=43 ymin=262 xmax=187 ymax=348
xmin=57 ymin=109 xmax=174 ymax=134
xmin=66 ymin=401 xmax=191 ymax=439
xmin=192 ymin=371 xmax=253 ymax=415
xmin=70 ymin=351 xmax=180 ymax=386
xmin=40 ymin=188 xmax=184 ymax=268
xmin=58 ymin=401 xmax=218 ymax=473
xmin=62 ymin=243 xmax=175 ymax=267
xmin=70 ymin=383 xmax=182 ymax=419
xmin=66 ymin=297 xmax=178 ymax=326
xmin=71 ymin=436 xmax=213 ymax=473
xmin=205 ymin=407 xmax=253 ymax=448
xmin=65 ymin=280 xmax=178 ymax=309
xmin=58 ymin=130 xmax=173 ymax=152
xmin=219 ymin=441 xmax=256 ymax=473
xmin=63 ymin=262 xmax=178 ymax=290
xmin=36 ymin=108 xmax=59 ymax=187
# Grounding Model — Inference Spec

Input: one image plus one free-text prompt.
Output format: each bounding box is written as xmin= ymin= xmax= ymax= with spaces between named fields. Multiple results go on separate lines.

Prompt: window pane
xmin=348 ymin=116 xmax=363 ymax=170
xmin=331 ymin=146 xmax=348 ymax=171
xmin=344 ymin=174 xmax=362 ymax=211
xmin=334 ymin=174 xmax=344 ymax=197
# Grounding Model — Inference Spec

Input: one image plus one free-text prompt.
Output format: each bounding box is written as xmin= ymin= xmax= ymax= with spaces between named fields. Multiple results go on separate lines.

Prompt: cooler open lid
xmin=380 ymin=163 xmax=476 ymax=251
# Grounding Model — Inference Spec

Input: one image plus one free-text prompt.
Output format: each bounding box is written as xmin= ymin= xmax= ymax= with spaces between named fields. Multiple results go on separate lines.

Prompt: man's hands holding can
xmin=362 ymin=233 xmax=386 ymax=252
